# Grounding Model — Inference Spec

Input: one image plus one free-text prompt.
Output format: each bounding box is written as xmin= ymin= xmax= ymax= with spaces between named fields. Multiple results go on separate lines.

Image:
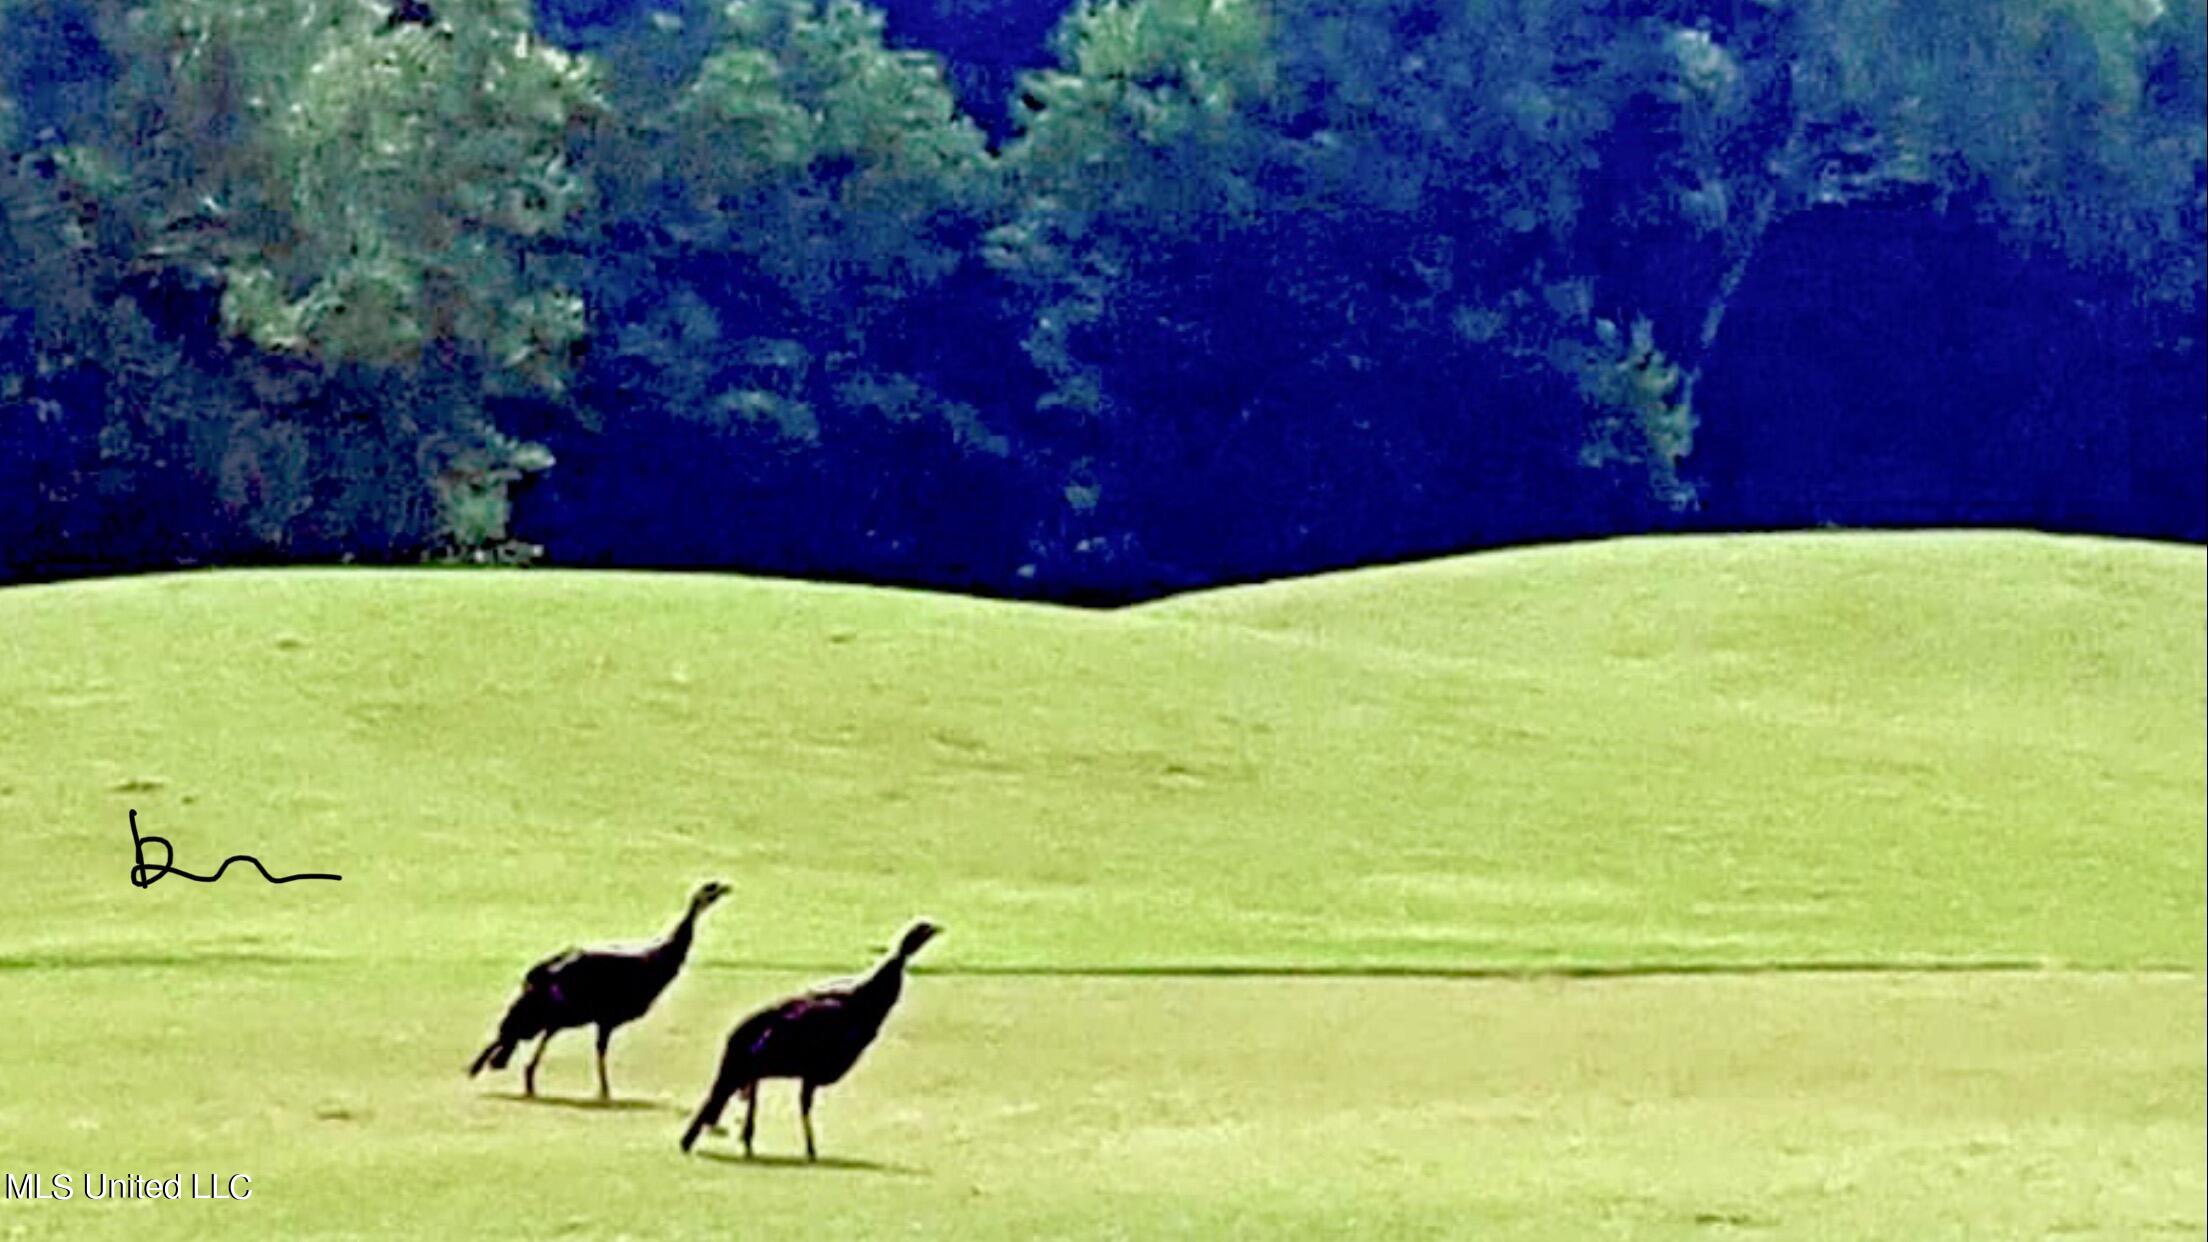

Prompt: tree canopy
xmin=2 ymin=0 xmax=2200 ymax=593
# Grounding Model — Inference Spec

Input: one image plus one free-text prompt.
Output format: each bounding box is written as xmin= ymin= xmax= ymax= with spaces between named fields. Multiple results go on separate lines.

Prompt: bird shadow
xmin=693 ymin=1150 xmax=926 ymax=1177
xmin=484 ymin=1091 xmax=675 ymax=1113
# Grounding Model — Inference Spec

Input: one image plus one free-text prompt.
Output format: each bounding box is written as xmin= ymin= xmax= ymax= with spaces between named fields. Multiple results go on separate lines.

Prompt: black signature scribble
xmin=128 ymin=809 xmax=342 ymax=889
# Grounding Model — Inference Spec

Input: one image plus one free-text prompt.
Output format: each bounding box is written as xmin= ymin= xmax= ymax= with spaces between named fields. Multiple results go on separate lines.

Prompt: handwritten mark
xmin=129 ymin=809 xmax=342 ymax=889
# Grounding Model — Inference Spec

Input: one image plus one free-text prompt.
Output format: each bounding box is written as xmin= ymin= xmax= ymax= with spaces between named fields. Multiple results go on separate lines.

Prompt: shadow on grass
xmin=693 ymin=1150 xmax=925 ymax=1177
xmin=484 ymin=1091 xmax=675 ymax=1113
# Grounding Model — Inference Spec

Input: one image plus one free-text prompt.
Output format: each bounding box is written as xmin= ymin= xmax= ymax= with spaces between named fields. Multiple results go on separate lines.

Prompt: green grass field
xmin=1 ymin=531 xmax=2201 ymax=1238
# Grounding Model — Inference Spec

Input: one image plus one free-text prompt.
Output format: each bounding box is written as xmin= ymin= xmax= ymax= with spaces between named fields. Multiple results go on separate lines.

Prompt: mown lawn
xmin=1 ymin=531 xmax=2200 ymax=1237
xmin=3 ymin=967 xmax=2200 ymax=1240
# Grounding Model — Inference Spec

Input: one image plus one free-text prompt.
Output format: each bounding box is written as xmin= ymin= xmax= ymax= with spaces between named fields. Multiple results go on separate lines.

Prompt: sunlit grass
xmin=0 ymin=530 xmax=2199 ymax=1237
xmin=1 ymin=968 xmax=2198 ymax=1239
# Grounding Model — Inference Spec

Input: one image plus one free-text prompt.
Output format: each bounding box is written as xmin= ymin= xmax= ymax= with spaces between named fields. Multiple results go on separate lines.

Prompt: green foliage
xmin=1569 ymin=317 xmax=1697 ymax=507
xmin=1785 ymin=0 xmax=2203 ymax=304
xmin=976 ymin=2 xmax=1284 ymax=584
xmin=1273 ymin=0 xmax=1621 ymax=234
xmin=0 ymin=107 xmax=554 ymax=565
xmin=989 ymin=0 xmax=1277 ymax=386
xmin=216 ymin=8 xmax=603 ymax=380
xmin=1011 ymin=0 xmax=1276 ymax=223
xmin=50 ymin=0 xmax=603 ymax=384
xmin=594 ymin=0 xmax=1002 ymax=462
xmin=0 ymin=0 xmax=600 ymax=561
xmin=3 ymin=0 xmax=2202 ymax=580
xmin=660 ymin=0 xmax=990 ymax=287
xmin=992 ymin=0 xmax=1719 ymax=516
xmin=432 ymin=434 xmax=551 ymax=564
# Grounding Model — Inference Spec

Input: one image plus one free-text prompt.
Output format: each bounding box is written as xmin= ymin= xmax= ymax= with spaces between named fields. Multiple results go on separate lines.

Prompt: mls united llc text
xmin=4 ymin=1172 xmax=252 ymax=1201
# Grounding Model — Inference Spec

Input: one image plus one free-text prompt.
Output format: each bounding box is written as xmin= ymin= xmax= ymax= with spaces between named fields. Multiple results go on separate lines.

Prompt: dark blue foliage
xmin=868 ymin=0 xmax=1067 ymax=143
xmin=1 ymin=0 xmax=2201 ymax=597
xmin=1692 ymin=193 xmax=2206 ymax=543
xmin=1 ymin=0 xmax=114 ymax=140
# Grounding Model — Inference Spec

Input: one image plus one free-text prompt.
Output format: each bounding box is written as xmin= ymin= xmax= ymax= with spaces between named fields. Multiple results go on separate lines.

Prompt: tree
xmin=1 ymin=0 xmax=604 ymax=570
xmin=989 ymin=0 xmax=1718 ymax=584
xmin=1785 ymin=0 xmax=2203 ymax=313
xmin=526 ymin=0 xmax=1020 ymax=580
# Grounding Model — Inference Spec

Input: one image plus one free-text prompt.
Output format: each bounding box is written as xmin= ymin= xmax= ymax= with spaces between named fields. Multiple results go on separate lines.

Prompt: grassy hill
xmin=1140 ymin=530 xmax=2207 ymax=970
xmin=4 ymin=530 xmax=2199 ymax=973
xmin=0 ymin=530 xmax=2199 ymax=1239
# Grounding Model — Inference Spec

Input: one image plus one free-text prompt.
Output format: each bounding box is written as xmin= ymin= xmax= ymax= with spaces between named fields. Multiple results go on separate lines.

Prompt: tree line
xmin=3 ymin=0 xmax=2201 ymax=597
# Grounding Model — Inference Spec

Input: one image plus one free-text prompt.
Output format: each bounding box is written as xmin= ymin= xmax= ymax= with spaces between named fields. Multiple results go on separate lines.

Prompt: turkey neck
xmin=645 ymin=900 xmax=706 ymax=977
xmin=847 ymin=951 xmax=911 ymax=1024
